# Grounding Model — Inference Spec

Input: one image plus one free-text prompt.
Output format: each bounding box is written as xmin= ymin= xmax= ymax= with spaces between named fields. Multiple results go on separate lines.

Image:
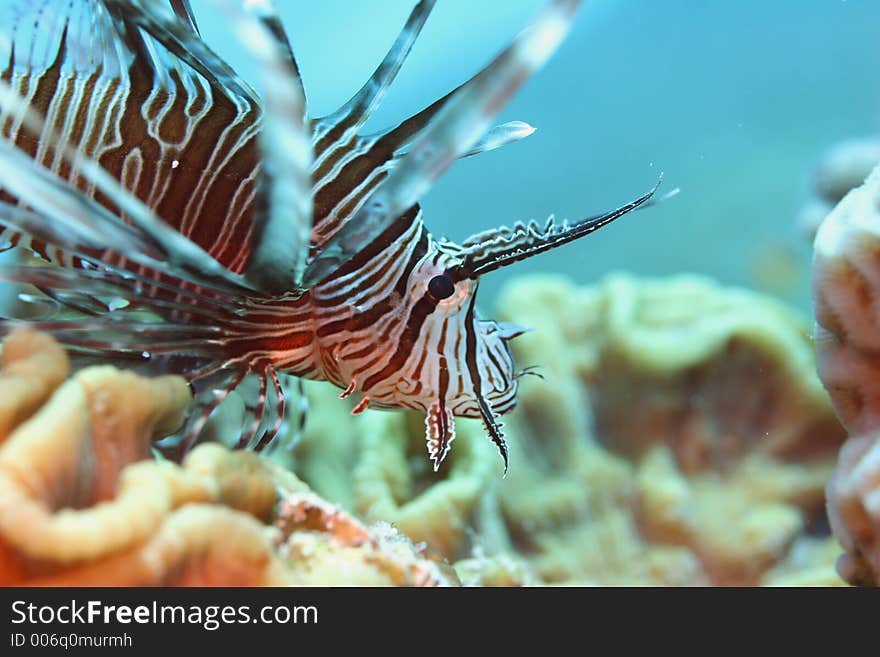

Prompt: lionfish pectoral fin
xmin=302 ymin=0 xmax=579 ymax=288
xmin=475 ymin=394 xmax=509 ymax=477
xmin=425 ymin=400 xmax=456 ymax=472
xmin=318 ymin=0 xmax=437 ymax=132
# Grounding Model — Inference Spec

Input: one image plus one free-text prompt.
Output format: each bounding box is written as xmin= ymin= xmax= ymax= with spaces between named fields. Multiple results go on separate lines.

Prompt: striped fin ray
xmin=168 ymin=364 xmax=289 ymax=459
xmin=254 ymin=365 xmax=288 ymax=451
xmin=231 ymin=0 xmax=314 ymax=293
xmin=302 ymin=0 xmax=580 ymax=288
xmin=316 ymin=0 xmax=437 ymax=135
xmin=0 ymin=1 xmax=126 ymax=76
xmin=235 ymin=370 xmax=269 ymax=449
xmin=0 ymin=318 xmax=224 ymax=359
xmin=174 ymin=365 xmax=251 ymax=456
xmin=103 ymin=0 xmax=258 ymax=104
xmin=0 ymin=263 xmax=241 ymax=325
xmin=169 ymin=0 xmax=201 ymax=35
xmin=246 ymin=0 xmax=305 ymax=104
xmin=227 ymin=368 xmax=298 ymax=456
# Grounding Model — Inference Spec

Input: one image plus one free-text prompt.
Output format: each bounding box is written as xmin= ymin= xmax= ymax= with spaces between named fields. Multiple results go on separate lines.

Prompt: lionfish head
xmin=397 ymin=178 xmax=661 ymax=476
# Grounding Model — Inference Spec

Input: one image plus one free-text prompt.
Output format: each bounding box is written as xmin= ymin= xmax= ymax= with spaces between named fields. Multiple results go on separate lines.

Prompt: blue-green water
xmin=197 ymin=0 xmax=880 ymax=311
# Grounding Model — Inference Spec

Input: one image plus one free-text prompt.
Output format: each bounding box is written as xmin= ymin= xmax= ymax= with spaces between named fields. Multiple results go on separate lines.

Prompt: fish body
xmin=0 ymin=0 xmax=658 ymax=472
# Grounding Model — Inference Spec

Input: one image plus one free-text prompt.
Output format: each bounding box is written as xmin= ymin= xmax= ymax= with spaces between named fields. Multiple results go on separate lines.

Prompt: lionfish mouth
xmin=450 ymin=176 xmax=664 ymax=282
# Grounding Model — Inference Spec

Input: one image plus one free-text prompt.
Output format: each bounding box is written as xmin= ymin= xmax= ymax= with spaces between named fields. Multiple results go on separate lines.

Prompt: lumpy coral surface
xmin=0 ymin=268 xmax=852 ymax=586
xmin=0 ymin=329 xmax=453 ymax=586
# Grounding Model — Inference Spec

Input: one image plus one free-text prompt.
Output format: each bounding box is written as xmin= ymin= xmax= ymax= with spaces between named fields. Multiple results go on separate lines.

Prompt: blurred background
xmin=194 ymin=0 xmax=880 ymax=312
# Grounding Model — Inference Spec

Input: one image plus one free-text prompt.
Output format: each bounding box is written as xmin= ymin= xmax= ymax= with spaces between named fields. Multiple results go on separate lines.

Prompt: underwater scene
xmin=0 ymin=0 xmax=879 ymax=587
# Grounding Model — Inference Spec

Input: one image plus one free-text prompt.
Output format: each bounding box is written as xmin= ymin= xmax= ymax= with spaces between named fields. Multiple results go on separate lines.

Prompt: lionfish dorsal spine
xmin=318 ymin=0 xmax=437 ymax=134
xmin=302 ymin=0 xmax=581 ymax=289
xmin=169 ymin=0 xmax=201 ymax=35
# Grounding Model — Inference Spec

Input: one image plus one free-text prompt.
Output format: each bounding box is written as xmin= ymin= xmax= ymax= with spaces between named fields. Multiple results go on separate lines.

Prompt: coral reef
xmin=798 ymin=136 xmax=880 ymax=240
xmin=0 ymin=265 xmax=849 ymax=587
xmin=813 ymin=163 xmax=880 ymax=584
xmin=0 ymin=329 xmax=453 ymax=586
xmin=281 ymin=273 xmax=847 ymax=585
xmin=494 ymin=273 xmax=845 ymax=585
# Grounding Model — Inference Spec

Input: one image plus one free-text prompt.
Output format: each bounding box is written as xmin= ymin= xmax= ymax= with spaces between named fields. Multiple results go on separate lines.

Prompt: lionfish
xmin=0 ymin=0 xmax=660 ymax=474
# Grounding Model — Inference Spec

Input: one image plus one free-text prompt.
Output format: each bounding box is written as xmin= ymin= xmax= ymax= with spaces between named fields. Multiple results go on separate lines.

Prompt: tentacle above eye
xmin=456 ymin=176 xmax=663 ymax=280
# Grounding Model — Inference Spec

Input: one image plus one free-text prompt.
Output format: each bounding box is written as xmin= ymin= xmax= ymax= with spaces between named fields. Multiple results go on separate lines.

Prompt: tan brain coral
xmin=0 ymin=266 xmax=849 ymax=587
xmin=273 ymin=273 xmax=846 ymax=585
xmin=493 ymin=273 xmax=846 ymax=585
xmin=814 ymin=162 xmax=880 ymax=585
xmin=0 ymin=329 xmax=453 ymax=586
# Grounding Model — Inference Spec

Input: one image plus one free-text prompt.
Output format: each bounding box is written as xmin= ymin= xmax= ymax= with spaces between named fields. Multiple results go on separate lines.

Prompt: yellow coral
xmin=487 ymin=273 xmax=846 ymax=585
xmin=274 ymin=273 xmax=845 ymax=585
xmin=0 ymin=330 xmax=453 ymax=586
xmin=1 ymin=268 xmax=844 ymax=587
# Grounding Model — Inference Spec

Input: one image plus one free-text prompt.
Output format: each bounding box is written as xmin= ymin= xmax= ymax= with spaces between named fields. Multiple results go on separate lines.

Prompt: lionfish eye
xmin=427 ymin=274 xmax=456 ymax=300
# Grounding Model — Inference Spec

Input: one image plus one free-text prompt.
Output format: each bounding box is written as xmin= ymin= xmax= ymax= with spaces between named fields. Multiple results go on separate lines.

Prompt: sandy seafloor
xmin=194 ymin=0 xmax=880 ymax=313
